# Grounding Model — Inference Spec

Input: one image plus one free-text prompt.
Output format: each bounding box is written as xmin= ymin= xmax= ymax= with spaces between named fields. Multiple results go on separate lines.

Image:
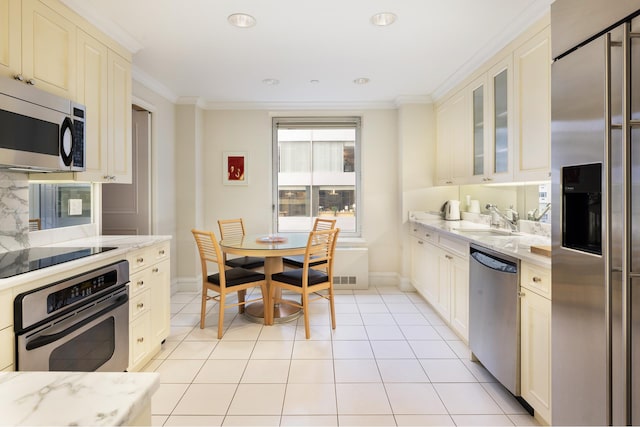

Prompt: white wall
xmin=185 ymin=108 xmax=401 ymax=286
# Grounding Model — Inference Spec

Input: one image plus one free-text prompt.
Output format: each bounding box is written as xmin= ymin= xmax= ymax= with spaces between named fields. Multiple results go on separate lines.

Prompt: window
xmin=273 ymin=117 xmax=361 ymax=236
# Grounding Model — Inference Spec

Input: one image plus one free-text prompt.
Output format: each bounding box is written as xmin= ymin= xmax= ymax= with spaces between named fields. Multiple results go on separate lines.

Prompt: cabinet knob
xmin=445 ymin=254 xmax=453 ymax=260
xmin=13 ymin=74 xmax=24 ymax=81
xmin=159 ymin=249 xmax=165 ymax=255
xmin=418 ymin=240 xmax=424 ymax=245
xmin=137 ymin=302 xmax=144 ymax=309
xmin=26 ymin=79 xmax=35 ymax=85
xmin=532 ymin=276 xmax=542 ymax=283
xmin=518 ymin=291 xmax=526 ymax=298
xmin=137 ymin=257 xmax=144 ymax=263
xmin=137 ymin=337 xmax=144 ymax=343
xmin=152 ymin=267 xmax=159 ymax=273
xmin=137 ymin=280 xmax=144 ymax=287
xmin=413 ymin=228 xmax=417 ymax=232
xmin=425 ymin=233 xmax=430 ymax=238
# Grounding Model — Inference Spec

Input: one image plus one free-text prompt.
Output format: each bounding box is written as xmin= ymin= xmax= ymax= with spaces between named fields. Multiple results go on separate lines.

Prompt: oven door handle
xmin=25 ymin=293 xmax=128 ymax=351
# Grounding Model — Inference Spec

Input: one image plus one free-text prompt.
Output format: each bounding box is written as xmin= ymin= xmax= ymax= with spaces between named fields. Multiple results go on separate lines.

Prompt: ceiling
xmin=61 ymin=0 xmax=553 ymax=109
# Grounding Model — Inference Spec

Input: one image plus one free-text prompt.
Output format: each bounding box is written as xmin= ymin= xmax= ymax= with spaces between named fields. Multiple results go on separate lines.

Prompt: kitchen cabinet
xmin=513 ymin=27 xmax=551 ymax=182
xmin=520 ymin=262 xmax=552 ymax=425
xmin=0 ymin=289 xmax=13 ymax=371
xmin=410 ymin=226 xmax=469 ymax=342
xmin=75 ymin=29 xmax=132 ymax=183
xmin=127 ymin=241 xmax=170 ymax=372
xmin=19 ymin=0 xmax=76 ymax=99
xmin=0 ymin=0 xmax=20 ymax=79
xmin=436 ymin=89 xmax=471 ymax=185
xmin=485 ymin=55 xmax=514 ymax=183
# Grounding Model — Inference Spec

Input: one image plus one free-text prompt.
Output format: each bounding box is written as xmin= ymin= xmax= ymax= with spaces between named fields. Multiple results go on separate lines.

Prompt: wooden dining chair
xmin=282 ymin=218 xmax=336 ymax=269
xmin=218 ymin=218 xmax=265 ymax=270
xmin=192 ymin=229 xmax=270 ymax=338
xmin=269 ymin=228 xmax=340 ymax=339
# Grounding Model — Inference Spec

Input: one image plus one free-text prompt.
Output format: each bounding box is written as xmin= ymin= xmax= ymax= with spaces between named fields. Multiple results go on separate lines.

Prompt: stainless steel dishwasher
xmin=469 ymin=243 xmax=520 ymax=396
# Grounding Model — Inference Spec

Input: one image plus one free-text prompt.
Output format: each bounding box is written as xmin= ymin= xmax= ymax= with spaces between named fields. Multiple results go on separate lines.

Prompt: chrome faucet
xmin=527 ymin=203 xmax=551 ymax=222
xmin=486 ymin=204 xmax=519 ymax=231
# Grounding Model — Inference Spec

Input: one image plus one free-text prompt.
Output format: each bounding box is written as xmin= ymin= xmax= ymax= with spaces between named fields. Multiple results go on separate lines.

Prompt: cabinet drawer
xmin=410 ymin=224 xmax=437 ymax=243
xmin=128 ymin=242 xmax=170 ymax=274
xmin=129 ymin=311 xmax=150 ymax=370
xmin=0 ymin=289 xmax=12 ymax=330
xmin=521 ymin=262 xmax=551 ymax=299
xmin=0 ymin=326 xmax=14 ymax=370
xmin=129 ymin=267 xmax=151 ymax=297
xmin=439 ymin=235 xmax=469 ymax=258
xmin=129 ymin=289 xmax=150 ymax=321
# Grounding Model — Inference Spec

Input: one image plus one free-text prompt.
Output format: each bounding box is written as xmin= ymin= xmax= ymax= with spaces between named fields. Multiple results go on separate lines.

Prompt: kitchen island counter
xmin=0 ymin=371 xmax=159 ymax=426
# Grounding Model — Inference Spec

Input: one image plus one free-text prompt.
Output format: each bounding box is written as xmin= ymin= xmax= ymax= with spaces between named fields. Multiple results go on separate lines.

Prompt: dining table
xmin=219 ymin=232 xmax=310 ymax=323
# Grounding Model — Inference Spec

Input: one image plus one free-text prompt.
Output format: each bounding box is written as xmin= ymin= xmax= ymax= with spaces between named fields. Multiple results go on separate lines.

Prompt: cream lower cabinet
xmin=520 ymin=262 xmax=552 ymax=425
xmin=410 ymin=227 xmax=469 ymax=342
xmin=127 ymin=241 xmax=170 ymax=372
xmin=0 ymin=289 xmax=13 ymax=371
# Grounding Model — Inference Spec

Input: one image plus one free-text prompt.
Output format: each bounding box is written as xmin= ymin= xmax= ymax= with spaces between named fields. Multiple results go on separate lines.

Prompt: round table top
xmin=220 ymin=232 xmax=310 ymax=257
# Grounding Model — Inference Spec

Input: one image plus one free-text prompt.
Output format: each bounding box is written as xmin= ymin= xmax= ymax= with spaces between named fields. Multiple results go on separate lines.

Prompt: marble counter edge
xmin=410 ymin=219 xmax=551 ymax=268
xmin=0 ymin=236 xmax=172 ymax=292
xmin=0 ymin=371 xmax=160 ymax=426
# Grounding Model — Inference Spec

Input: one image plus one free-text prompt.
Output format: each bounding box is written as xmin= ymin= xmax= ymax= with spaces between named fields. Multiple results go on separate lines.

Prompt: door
xmin=102 ymin=108 xmax=150 ymax=235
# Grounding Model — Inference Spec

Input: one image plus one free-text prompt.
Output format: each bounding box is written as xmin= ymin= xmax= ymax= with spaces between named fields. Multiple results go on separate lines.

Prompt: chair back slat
xmin=313 ymin=218 xmax=336 ymax=232
xmin=304 ymin=228 xmax=339 ymax=274
xmin=192 ymin=229 xmax=227 ymax=284
xmin=218 ymin=218 xmax=247 ymax=240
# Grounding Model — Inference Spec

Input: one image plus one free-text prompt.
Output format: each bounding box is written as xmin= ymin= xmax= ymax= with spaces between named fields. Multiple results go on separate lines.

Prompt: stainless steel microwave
xmin=0 ymin=77 xmax=85 ymax=172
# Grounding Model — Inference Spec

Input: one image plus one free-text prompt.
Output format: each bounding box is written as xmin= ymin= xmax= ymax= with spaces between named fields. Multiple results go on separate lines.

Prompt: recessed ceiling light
xmin=310 ymin=79 xmax=320 ymax=84
xmin=371 ymin=12 xmax=397 ymax=26
xmin=228 ymin=13 xmax=256 ymax=28
xmin=353 ymin=77 xmax=370 ymax=85
xmin=262 ymin=78 xmax=279 ymax=85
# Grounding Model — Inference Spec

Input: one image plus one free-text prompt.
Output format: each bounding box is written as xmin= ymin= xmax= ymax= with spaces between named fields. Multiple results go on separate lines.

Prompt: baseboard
xmin=368 ymin=272 xmax=400 ymax=287
xmin=174 ymin=277 xmax=199 ymax=294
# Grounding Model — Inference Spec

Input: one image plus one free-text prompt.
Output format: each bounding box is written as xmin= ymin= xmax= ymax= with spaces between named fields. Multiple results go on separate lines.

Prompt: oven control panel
xmin=47 ymin=270 xmax=118 ymax=314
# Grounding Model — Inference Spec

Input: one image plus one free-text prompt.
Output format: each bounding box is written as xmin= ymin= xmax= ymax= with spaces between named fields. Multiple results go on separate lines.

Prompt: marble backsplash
xmin=0 ymin=172 xmax=29 ymax=252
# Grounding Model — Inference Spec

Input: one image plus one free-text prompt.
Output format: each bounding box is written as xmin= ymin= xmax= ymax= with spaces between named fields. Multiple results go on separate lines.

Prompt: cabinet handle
xmin=13 ymin=74 xmax=24 ymax=82
xmin=137 ymin=257 xmax=144 ymax=263
xmin=445 ymin=254 xmax=453 ymax=260
xmin=446 ymin=180 xmax=453 ymax=184
xmin=137 ymin=337 xmax=144 ymax=343
xmin=518 ymin=291 xmax=526 ymax=298
xmin=26 ymin=79 xmax=35 ymax=85
xmin=159 ymin=249 xmax=165 ymax=255
xmin=418 ymin=240 xmax=424 ymax=245
xmin=532 ymin=276 xmax=542 ymax=283
xmin=137 ymin=303 xmax=144 ymax=309
xmin=137 ymin=280 xmax=144 ymax=287
xmin=152 ymin=267 xmax=159 ymax=273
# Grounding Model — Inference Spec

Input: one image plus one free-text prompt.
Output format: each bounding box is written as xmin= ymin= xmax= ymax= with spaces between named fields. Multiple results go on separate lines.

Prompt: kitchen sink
xmin=453 ymin=228 xmax=519 ymax=237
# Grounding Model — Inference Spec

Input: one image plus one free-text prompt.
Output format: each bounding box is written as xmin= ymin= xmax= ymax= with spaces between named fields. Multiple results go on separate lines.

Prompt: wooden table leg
xmin=244 ymin=256 xmax=302 ymax=324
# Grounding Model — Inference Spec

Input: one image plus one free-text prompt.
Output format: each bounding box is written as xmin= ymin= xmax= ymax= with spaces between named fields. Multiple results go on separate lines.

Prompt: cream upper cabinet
xmin=21 ymin=0 xmax=76 ymax=99
xmin=0 ymin=0 xmax=20 ymax=79
xmin=76 ymin=30 xmax=108 ymax=182
xmin=106 ymin=49 xmax=132 ymax=183
xmin=513 ymin=27 xmax=551 ymax=182
xmin=485 ymin=55 xmax=514 ymax=183
xmin=436 ymin=89 xmax=471 ymax=185
xmin=75 ymin=32 xmax=132 ymax=184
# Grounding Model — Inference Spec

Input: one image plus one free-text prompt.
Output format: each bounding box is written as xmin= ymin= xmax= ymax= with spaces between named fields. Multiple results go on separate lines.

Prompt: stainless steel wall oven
xmin=14 ymin=260 xmax=129 ymax=372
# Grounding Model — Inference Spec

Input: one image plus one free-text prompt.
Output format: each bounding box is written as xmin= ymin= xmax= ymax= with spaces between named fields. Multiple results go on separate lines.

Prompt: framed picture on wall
xmin=223 ymin=152 xmax=248 ymax=186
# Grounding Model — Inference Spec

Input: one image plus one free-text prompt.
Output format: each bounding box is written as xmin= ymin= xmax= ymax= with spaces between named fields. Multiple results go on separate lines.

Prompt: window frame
xmin=272 ymin=116 xmax=362 ymax=238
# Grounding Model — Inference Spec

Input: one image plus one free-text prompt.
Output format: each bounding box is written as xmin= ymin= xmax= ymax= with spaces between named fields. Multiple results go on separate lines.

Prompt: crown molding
xmin=59 ymin=0 xmax=144 ymax=53
xmin=203 ymin=100 xmax=398 ymax=111
xmin=394 ymin=95 xmax=433 ymax=106
xmin=431 ymin=1 xmax=551 ymax=101
xmin=132 ymin=65 xmax=178 ymax=103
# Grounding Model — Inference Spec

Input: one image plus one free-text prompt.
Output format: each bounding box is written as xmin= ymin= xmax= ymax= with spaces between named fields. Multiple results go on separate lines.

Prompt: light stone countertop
xmin=409 ymin=212 xmax=551 ymax=268
xmin=0 ymin=235 xmax=171 ymax=292
xmin=0 ymin=371 xmax=159 ymax=426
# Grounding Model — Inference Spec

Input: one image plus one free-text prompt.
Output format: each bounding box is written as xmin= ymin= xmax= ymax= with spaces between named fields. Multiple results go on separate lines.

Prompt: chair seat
xmin=282 ymin=255 xmax=326 ymax=268
xmin=225 ymin=256 xmax=265 ymax=270
xmin=208 ymin=268 xmax=265 ymax=287
xmin=271 ymin=268 xmax=329 ymax=287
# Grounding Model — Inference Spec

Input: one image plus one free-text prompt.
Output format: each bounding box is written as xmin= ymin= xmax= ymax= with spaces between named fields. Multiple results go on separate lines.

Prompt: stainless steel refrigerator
xmin=551 ymin=0 xmax=640 ymax=425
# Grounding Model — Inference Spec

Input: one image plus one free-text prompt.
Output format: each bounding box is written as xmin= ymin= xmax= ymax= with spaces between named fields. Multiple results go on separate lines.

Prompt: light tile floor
xmin=146 ymin=287 xmax=540 ymax=426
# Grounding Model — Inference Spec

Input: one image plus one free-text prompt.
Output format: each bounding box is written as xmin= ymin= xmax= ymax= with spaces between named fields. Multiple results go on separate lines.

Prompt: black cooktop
xmin=0 ymin=246 xmax=117 ymax=279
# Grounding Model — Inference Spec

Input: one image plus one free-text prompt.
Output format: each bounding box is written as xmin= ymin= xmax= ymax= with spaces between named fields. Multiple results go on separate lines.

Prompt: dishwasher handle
xmin=470 ymin=248 xmax=518 ymax=273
